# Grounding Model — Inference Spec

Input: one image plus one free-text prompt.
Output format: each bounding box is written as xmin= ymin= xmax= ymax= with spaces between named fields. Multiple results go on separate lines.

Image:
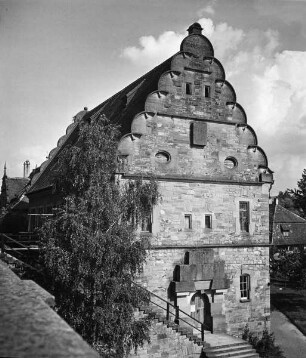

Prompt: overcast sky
xmin=1 ymin=0 xmax=306 ymax=195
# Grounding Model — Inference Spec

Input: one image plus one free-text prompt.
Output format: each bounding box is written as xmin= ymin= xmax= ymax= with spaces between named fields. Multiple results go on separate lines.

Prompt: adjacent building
xmin=0 ymin=163 xmax=30 ymax=233
xmin=270 ymin=198 xmax=306 ymax=248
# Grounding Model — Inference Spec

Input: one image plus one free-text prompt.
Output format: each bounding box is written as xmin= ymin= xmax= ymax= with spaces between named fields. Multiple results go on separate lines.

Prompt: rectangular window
xmin=184 ymin=214 xmax=192 ymax=229
xmin=204 ymin=85 xmax=211 ymax=98
xmin=205 ymin=215 xmax=212 ymax=229
xmin=239 ymin=201 xmax=249 ymax=232
xmin=240 ymin=274 xmax=250 ymax=300
xmin=186 ymin=82 xmax=192 ymax=95
xmin=141 ymin=214 xmax=152 ymax=233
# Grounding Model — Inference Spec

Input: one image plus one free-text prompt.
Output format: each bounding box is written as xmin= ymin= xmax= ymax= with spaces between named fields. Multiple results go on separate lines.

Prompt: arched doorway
xmin=190 ymin=292 xmax=212 ymax=331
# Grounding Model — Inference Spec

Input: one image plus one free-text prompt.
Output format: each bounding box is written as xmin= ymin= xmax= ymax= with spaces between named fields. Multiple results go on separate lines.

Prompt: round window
xmin=155 ymin=151 xmax=171 ymax=163
xmin=224 ymin=157 xmax=237 ymax=169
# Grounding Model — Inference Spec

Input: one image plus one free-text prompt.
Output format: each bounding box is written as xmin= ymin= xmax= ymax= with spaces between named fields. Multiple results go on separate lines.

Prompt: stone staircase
xmin=135 ymin=304 xmax=259 ymax=358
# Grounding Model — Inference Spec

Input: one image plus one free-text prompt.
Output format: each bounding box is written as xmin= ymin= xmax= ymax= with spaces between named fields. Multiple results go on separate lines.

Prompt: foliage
xmin=292 ymin=169 xmax=306 ymax=218
xmin=277 ymin=190 xmax=301 ymax=216
xmin=279 ymin=169 xmax=306 ymax=218
xmin=242 ymin=325 xmax=286 ymax=358
xmin=40 ymin=115 xmax=159 ymax=357
xmin=270 ymin=246 xmax=306 ymax=288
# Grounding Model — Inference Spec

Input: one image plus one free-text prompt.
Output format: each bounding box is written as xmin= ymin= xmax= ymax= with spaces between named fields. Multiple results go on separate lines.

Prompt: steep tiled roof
xmin=273 ymin=204 xmax=306 ymax=223
xmin=27 ymin=57 xmax=172 ymax=195
xmin=3 ymin=178 xmax=29 ymax=204
xmin=271 ymin=203 xmax=306 ymax=245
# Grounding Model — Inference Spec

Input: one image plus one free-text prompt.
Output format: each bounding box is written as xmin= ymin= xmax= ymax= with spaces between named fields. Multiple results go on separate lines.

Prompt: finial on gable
xmin=187 ymin=22 xmax=203 ymax=35
xmin=3 ymin=162 xmax=7 ymax=178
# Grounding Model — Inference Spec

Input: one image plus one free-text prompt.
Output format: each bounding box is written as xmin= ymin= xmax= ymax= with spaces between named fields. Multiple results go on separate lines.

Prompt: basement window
xmin=184 ymin=214 xmax=192 ymax=229
xmin=186 ymin=82 xmax=192 ymax=95
xmin=204 ymin=85 xmax=211 ymax=98
xmin=205 ymin=215 xmax=212 ymax=229
xmin=240 ymin=274 xmax=250 ymax=301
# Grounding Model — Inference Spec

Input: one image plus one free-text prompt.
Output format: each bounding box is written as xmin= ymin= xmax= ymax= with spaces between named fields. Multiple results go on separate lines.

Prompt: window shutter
xmin=192 ymin=122 xmax=207 ymax=147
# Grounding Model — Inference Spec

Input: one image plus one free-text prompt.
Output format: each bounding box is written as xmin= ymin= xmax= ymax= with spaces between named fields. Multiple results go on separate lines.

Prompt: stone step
xmin=205 ymin=343 xmax=252 ymax=353
xmin=204 ymin=341 xmax=251 ymax=350
xmin=137 ymin=305 xmax=259 ymax=357
xmin=205 ymin=347 xmax=257 ymax=358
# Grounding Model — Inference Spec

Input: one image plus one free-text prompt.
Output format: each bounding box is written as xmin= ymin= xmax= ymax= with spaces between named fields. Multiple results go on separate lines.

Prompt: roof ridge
xmin=276 ymin=204 xmax=306 ymax=222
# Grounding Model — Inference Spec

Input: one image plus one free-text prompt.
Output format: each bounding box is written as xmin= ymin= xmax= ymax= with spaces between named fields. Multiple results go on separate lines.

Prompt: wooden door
xmin=191 ymin=292 xmax=212 ymax=331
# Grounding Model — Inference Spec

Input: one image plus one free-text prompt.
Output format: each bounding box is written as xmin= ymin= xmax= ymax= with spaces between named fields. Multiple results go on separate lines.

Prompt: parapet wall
xmin=0 ymin=259 xmax=99 ymax=358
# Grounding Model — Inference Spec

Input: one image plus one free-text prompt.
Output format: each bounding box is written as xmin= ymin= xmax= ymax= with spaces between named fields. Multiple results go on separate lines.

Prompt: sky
xmin=0 ymin=0 xmax=306 ymax=195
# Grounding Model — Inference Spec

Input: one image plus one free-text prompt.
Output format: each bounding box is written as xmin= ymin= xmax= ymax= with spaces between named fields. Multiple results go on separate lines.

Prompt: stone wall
xmin=148 ymin=181 xmax=270 ymax=247
xmin=139 ymin=246 xmax=270 ymax=336
xmin=129 ymin=308 xmax=203 ymax=358
xmin=0 ymin=259 xmax=99 ymax=358
xmin=119 ymin=114 xmax=268 ymax=183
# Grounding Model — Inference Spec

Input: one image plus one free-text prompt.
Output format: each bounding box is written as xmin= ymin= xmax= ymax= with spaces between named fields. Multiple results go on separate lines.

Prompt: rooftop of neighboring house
xmin=270 ymin=199 xmax=306 ymax=246
xmin=0 ymin=175 xmax=30 ymax=208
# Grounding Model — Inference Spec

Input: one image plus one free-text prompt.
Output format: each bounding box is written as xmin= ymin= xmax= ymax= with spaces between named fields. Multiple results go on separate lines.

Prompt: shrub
xmin=242 ymin=325 xmax=286 ymax=358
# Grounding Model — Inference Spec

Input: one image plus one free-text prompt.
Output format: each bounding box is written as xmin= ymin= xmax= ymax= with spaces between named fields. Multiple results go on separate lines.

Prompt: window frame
xmin=205 ymin=214 xmax=212 ymax=229
xmin=204 ymin=85 xmax=211 ymax=98
xmin=239 ymin=201 xmax=250 ymax=233
xmin=240 ymin=274 xmax=250 ymax=301
xmin=184 ymin=214 xmax=192 ymax=230
xmin=186 ymin=82 xmax=192 ymax=95
xmin=141 ymin=213 xmax=152 ymax=233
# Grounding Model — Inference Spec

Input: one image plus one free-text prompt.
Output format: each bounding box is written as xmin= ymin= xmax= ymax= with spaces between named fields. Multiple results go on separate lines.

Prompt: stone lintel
xmin=194 ymin=280 xmax=212 ymax=290
xmin=173 ymin=281 xmax=195 ymax=292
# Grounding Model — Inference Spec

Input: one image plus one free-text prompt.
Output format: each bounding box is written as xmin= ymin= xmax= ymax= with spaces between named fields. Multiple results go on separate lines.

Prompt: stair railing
xmin=133 ymin=281 xmax=213 ymax=342
xmin=0 ymin=233 xmax=42 ymax=273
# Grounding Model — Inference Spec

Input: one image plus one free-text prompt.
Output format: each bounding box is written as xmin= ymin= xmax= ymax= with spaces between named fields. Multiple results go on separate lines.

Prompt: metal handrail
xmin=0 ymin=233 xmax=43 ymax=273
xmin=133 ymin=281 xmax=212 ymax=341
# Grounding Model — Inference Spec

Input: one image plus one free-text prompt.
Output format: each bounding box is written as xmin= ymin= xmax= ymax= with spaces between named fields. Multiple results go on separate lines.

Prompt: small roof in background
xmin=271 ymin=202 xmax=306 ymax=246
xmin=2 ymin=177 xmax=29 ymax=204
xmin=274 ymin=204 xmax=306 ymax=223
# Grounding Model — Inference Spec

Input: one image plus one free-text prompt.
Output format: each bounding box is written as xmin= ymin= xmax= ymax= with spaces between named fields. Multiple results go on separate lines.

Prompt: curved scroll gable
xmin=48 ymin=147 xmax=58 ymax=160
xmin=236 ymin=124 xmax=258 ymax=146
xmin=202 ymin=57 xmax=225 ymax=81
xmin=118 ymin=133 xmax=141 ymax=156
xmin=57 ymin=135 xmax=67 ymax=147
xmin=226 ymin=102 xmax=247 ymax=124
xmin=247 ymin=145 xmax=268 ymax=167
xmin=215 ymin=80 xmax=236 ymax=103
xmin=171 ymin=52 xmax=194 ymax=72
xmin=158 ymin=71 xmax=182 ymax=93
xmin=145 ymin=90 xmax=169 ymax=113
xmin=131 ymin=111 xmax=155 ymax=135
xmin=180 ymin=34 xmax=214 ymax=58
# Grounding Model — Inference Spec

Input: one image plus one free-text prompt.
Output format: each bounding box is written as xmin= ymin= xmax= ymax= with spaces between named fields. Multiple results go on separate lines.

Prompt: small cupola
xmin=187 ymin=22 xmax=203 ymax=35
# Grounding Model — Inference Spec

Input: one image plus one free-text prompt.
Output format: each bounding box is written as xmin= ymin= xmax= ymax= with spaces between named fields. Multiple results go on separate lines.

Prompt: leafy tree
xmin=40 ymin=115 xmax=159 ymax=357
xmin=286 ymin=169 xmax=306 ymax=218
xmin=277 ymin=190 xmax=298 ymax=214
xmin=242 ymin=325 xmax=286 ymax=358
xmin=270 ymin=246 xmax=306 ymax=288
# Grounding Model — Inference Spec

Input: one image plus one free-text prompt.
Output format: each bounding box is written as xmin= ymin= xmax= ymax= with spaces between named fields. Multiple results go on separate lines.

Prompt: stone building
xmin=27 ymin=23 xmax=273 ymax=339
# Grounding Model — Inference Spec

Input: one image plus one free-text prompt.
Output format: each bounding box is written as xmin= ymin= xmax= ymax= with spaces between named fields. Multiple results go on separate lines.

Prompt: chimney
xmin=23 ymin=160 xmax=30 ymax=178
